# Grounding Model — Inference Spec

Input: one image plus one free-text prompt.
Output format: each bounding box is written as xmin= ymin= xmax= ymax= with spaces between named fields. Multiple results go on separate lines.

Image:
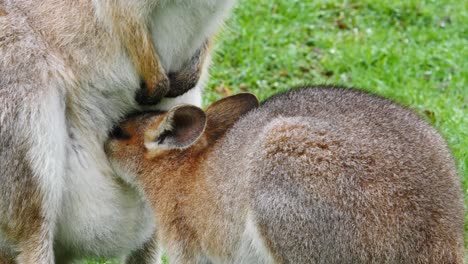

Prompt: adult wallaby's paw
xmin=135 ymin=73 xmax=170 ymax=105
xmin=165 ymin=69 xmax=200 ymax=98
xmin=166 ymin=41 xmax=210 ymax=98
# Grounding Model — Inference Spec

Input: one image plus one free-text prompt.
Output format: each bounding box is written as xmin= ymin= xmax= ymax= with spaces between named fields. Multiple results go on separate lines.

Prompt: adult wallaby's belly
xmin=56 ymin=144 xmax=154 ymax=257
xmin=54 ymin=56 xmax=154 ymax=257
xmin=52 ymin=0 xmax=237 ymax=256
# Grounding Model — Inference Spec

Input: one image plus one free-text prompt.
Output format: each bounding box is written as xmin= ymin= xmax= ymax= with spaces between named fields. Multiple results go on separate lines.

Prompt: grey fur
xmin=233 ymin=87 xmax=464 ymax=263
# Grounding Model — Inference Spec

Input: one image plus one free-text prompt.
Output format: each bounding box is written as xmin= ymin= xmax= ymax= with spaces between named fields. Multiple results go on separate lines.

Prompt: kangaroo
xmin=0 ymin=0 xmax=235 ymax=263
xmin=106 ymin=86 xmax=465 ymax=264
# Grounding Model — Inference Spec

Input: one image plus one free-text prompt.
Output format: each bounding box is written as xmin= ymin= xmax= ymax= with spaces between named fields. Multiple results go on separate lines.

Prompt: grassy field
xmin=89 ymin=0 xmax=467 ymax=262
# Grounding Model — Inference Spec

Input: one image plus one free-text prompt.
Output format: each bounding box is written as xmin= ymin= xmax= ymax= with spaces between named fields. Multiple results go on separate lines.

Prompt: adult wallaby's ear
xmin=205 ymin=93 xmax=259 ymax=140
xmin=144 ymin=105 xmax=206 ymax=150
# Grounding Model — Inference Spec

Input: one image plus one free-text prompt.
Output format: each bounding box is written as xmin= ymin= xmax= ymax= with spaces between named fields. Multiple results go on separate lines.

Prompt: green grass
xmin=88 ymin=0 xmax=467 ymax=262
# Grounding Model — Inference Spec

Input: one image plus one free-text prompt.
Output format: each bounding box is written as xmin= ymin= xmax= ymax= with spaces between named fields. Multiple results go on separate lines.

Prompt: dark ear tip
xmin=235 ymin=93 xmax=259 ymax=108
xmin=173 ymin=105 xmax=206 ymax=122
xmin=207 ymin=93 xmax=259 ymax=113
xmin=170 ymin=105 xmax=207 ymax=147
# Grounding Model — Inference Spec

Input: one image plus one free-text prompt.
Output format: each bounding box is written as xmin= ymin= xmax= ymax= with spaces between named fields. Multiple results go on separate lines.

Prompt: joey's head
xmin=106 ymin=93 xmax=259 ymax=178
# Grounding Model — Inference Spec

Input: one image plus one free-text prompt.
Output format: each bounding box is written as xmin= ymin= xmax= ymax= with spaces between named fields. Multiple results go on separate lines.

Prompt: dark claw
xmin=165 ymin=71 xmax=199 ymax=98
xmin=165 ymin=41 xmax=207 ymax=98
xmin=135 ymin=77 xmax=170 ymax=105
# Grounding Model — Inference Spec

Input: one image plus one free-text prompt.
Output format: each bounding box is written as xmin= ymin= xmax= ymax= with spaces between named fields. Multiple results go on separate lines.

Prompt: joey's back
xmin=211 ymin=86 xmax=464 ymax=263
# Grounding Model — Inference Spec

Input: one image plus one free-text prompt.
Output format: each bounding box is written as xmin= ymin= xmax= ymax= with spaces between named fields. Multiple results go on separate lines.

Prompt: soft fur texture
xmin=0 ymin=0 xmax=235 ymax=263
xmin=107 ymin=86 xmax=464 ymax=264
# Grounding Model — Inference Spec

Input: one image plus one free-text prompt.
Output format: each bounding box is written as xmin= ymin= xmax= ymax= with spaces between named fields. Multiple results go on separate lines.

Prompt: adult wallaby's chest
xmin=58 ymin=84 xmax=152 ymax=258
xmin=55 ymin=0 xmax=236 ymax=258
xmin=52 ymin=18 xmax=144 ymax=263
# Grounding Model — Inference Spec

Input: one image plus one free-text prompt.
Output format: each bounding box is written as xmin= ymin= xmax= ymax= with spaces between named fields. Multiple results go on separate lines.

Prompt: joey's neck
xmin=158 ymin=146 xmax=249 ymax=255
xmin=153 ymin=153 xmax=214 ymax=213
xmin=150 ymin=151 xmax=226 ymax=232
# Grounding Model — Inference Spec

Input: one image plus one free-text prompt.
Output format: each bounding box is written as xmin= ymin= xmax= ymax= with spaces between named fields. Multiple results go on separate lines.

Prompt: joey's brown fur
xmin=107 ymin=86 xmax=464 ymax=263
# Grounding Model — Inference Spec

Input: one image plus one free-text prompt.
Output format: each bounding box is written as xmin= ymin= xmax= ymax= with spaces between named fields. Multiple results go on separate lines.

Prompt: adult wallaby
xmin=0 ymin=0 xmax=234 ymax=263
xmin=106 ymin=86 xmax=464 ymax=264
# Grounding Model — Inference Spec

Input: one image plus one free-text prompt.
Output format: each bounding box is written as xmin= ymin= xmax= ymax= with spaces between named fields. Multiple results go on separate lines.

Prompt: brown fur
xmin=108 ymin=5 xmax=170 ymax=103
xmin=0 ymin=147 xmax=51 ymax=262
xmin=121 ymin=20 xmax=168 ymax=100
xmin=0 ymin=252 xmax=15 ymax=264
xmin=106 ymin=87 xmax=464 ymax=263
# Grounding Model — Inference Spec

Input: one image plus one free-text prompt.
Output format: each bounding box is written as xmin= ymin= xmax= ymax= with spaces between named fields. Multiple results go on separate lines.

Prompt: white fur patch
xmin=156 ymin=84 xmax=203 ymax=110
xmin=150 ymin=0 xmax=235 ymax=72
xmin=234 ymin=212 xmax=275 ymax=264
xmin=25 ymin=87 xmax=66 ymax=245
xmin=56 ymin=132 xmax=156 ymax=257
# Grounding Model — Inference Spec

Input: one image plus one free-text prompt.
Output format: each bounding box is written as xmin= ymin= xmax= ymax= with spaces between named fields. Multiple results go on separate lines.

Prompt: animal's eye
xmin=109 ymin=126 xmax=131 ymax=140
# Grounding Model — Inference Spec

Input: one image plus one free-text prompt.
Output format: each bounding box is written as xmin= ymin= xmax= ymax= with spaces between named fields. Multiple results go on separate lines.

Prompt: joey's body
xmin=0 ymin=0 xmax=234 ymax=262
xmin=108 ymin=87 xmax=464 ymax=264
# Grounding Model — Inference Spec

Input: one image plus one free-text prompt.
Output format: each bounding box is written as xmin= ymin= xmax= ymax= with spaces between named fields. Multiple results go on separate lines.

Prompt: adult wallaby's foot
xmin=125 ymin=236 xmax=160 ymax=264
xmin=16 ymin=229 xmax=54 ymax=264
xmin=0 ymin=251 xmax=15 ymax=264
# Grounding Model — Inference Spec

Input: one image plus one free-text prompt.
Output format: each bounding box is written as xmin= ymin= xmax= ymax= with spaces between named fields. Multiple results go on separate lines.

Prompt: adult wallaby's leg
xmin=16 ymin=227 xmax=54 ymax=263
xmin=0 ymin=89 xmax=66 ymax=264
xmin=0 ymin=4 xmax=69 ymax=261
xmin=0 ymin=252 xmax=15 ymax=264
xmin=125 ymin=236 xmax=160 ymax=264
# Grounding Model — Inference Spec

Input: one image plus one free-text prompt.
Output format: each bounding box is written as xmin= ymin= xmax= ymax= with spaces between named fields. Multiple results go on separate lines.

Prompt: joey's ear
xmin=205 ymin=93 xmax=259 ymax=140
xmin=144 ymin=105 xmax=206 ymax=150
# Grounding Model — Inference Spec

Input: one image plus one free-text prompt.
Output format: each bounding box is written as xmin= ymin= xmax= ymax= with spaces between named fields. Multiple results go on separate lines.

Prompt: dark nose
xmin=109 ymin=126 xmax=130 ymax=140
